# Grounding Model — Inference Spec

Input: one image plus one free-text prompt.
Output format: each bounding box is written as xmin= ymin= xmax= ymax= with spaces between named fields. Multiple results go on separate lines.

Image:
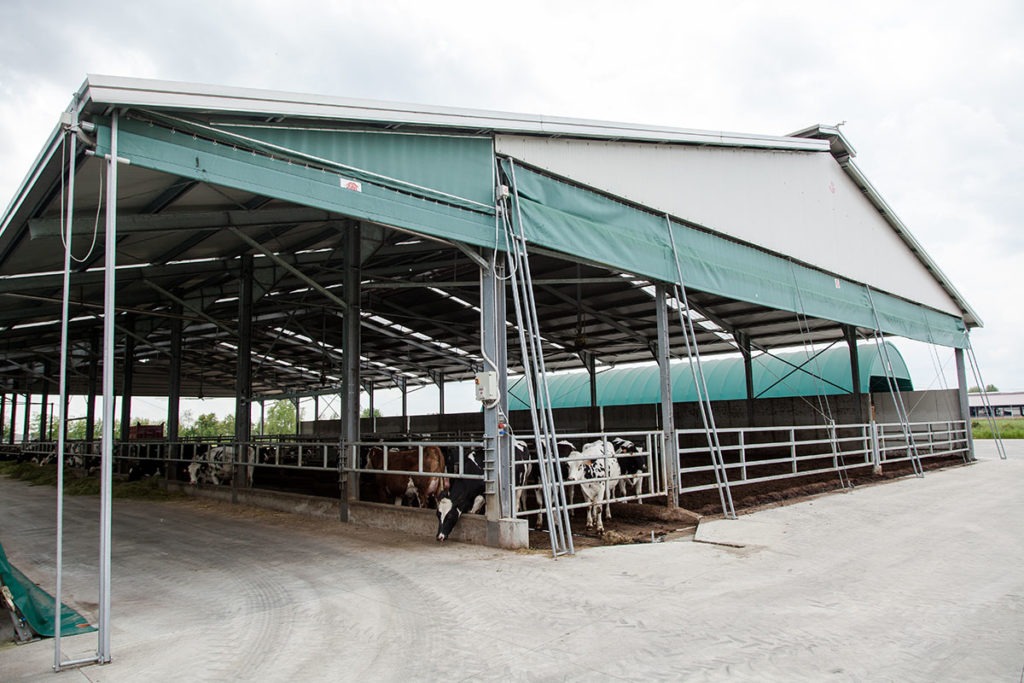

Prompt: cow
xmin=365 ymin=445 xmax=446 ymax=508
xmin=518 ymin=439 xmax=578 ymax=530
xmin=436 ymin=448 xmax=486 ymax=542
xmin=513 ymin=439 xmax=534 ymax=518
xmin=612 ymin=437 xmax=648 ymax=502
xmin=187 ymin=445 xmax=255 ymax=486
xmin=128 ymin=460 xmax=163 ymax=481
xmin=566 ymin=440 xmax=621 ymax=533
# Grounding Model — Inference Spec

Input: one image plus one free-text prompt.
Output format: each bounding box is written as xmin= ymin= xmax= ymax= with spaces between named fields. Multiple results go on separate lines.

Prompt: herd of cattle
xmin=3 ymin=435 xmax=653 ymax=542
xmin=365 ymin=437 xmax=650 ymax=542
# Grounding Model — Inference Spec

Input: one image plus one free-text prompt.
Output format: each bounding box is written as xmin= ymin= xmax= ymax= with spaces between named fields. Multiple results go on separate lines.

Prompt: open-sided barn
xmin=0 ymin=75 xmax=993 ymax=661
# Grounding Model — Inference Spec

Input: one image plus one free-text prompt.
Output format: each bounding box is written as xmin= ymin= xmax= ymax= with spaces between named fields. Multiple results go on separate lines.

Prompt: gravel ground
xmin=1 ymin=440 xmax=1021 ymax=682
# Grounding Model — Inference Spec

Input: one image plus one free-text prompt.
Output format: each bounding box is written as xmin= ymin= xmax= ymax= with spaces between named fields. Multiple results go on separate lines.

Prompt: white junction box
xmin=475 ymin=371 xmax=499 ymax=402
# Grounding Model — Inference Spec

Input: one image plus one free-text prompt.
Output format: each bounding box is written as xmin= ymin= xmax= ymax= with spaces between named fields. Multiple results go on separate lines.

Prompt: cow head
xmin=187 ymin=461 xmax=204 ymax=485
xmin=612 ymin=438 xmax=637 ymax=454
xmin=567 ymin=459 xmax=596 ymax=482
xmin=436 ymin=493 xmax=459 ymax=542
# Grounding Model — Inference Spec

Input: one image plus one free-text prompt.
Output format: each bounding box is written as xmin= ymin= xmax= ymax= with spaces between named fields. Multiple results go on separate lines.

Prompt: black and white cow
xmin=187 ymin=445 xmax=254 ymax=486
xmin=513 ymin=438 xmax=534 ymax=517
xmin=566 ymin=440 xmax=621 ymax=533
xmin=436 ymin=449 xmax=486 ymax=542
xmin=611 ymin=437 xmax=648 ymax=502
xmin=517 ymin=439 xmax=580 ymax=530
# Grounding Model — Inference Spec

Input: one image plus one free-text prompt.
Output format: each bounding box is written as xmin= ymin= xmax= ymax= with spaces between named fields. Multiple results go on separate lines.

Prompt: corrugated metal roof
xmin=80 ymin=75 xmax=830 ymax=152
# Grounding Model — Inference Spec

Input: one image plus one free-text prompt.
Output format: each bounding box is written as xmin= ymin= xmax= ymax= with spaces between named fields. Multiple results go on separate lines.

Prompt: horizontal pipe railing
xmin=3 ymin=420 xmax=971 ymax=517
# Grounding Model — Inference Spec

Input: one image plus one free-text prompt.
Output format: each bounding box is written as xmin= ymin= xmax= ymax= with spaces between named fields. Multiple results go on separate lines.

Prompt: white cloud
xmin=1 ymin=0 xmax=1021 ymax=415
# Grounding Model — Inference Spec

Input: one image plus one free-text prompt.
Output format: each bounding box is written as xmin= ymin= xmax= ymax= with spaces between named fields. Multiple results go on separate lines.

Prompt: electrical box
xmin=475 ymin=371 xmax=499 ymax=402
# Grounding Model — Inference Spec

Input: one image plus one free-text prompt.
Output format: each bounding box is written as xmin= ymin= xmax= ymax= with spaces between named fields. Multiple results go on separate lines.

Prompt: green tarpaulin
xmin=0 ymin=540 xmax=95 ymax=638
xmin=502 ymin=159 xmax=969 ymax=349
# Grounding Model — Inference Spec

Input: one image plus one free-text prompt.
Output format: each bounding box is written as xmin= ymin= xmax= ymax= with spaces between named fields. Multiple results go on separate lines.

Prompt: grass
xmin=0 ymin=461 xmax=182 ymax=500
xmin=972 ymin=418 xmax=1024 ymax=439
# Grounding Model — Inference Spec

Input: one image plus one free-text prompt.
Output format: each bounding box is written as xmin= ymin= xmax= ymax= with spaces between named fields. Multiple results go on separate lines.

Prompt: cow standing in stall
xmin=187 ymin=445 xmax=256 ymax=487
xmin=567 ymin=440 xmax=621 ymax=533
xmin=611 ymin=437 xmax=648 ymax=502
xmin=436 ymin=448 xmax=486 ymax=542
xmin=517 ymin=439 xmax=578 ymax=531
xmin=365 ymin=445 xmax=447 ymax=508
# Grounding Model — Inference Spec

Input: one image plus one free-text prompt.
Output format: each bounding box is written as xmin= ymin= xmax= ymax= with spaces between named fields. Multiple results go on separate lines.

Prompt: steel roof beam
xmin=28 ymin=206 xmax=338 ymax=238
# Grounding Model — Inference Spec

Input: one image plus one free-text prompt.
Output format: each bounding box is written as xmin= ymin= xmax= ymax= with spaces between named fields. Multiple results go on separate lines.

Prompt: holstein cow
xmin=365 ymin=446 xmax=446 ymax=508
xmin=513 ymin=439 xmax=534 ymax=521
xmin=518 ymin=439 xmax=578 ymax=530
xmin=187 ymin=445 xmax=255 ymax=487
xmin=435 ymin=449 xmax=486 ymax=542
xmin=612 ymin=437 xmax=648 ymax=502
xmin=567 ymin=440 xmax=621 ymax=533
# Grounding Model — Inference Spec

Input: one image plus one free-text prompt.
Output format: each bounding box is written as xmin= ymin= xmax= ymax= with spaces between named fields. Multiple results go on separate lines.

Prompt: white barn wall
xmin=496 ymin=135 xmax=961 ymax=317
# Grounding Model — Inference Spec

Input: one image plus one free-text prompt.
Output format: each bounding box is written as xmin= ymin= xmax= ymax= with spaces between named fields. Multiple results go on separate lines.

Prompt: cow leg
xmin=534 ymin=488 xmax=545 ymax=530
xmin=468 ymin=495 xmax=485 ymax=515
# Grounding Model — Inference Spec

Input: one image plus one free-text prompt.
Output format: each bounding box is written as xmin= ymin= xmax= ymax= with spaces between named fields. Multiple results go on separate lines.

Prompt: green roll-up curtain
xmin=501 ymin=158 xmax=967 ymax=348
xmin=0 ymin=540 xmax=95 ymax=638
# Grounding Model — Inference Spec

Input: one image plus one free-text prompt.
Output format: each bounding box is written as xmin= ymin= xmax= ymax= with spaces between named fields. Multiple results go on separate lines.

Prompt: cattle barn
xmin=0 ymin=76 xmax=988 ymax=656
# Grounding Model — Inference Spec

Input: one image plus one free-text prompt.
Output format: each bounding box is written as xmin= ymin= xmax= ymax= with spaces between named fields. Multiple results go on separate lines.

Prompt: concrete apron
xmin=168 ymin=482 xmax=529 ymax=549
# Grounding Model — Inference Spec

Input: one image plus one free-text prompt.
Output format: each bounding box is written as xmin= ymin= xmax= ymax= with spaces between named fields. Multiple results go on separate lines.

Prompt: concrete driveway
xmin=1 ymin=440 xmax=1022 ymax=682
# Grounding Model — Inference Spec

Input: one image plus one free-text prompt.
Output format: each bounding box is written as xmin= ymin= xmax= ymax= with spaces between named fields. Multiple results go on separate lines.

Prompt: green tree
xmin=181 ymin=412 xmax=228 ymax=438
xmin=263 ymin=399 xmax=301 ymax=435
xmin=361 ymin=407 xmax=383 ymax=418
xmin=968 ymin=384 xmax=999 ymax=393
xmin=65 ymin=418 xmax=89 ymax=441
xmin=218 ymin=413 xmax=236 ymax=436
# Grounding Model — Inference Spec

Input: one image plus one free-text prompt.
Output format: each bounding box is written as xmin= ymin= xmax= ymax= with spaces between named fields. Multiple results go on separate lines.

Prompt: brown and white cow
xmin=365 ymin=446 xmax=447 ymax=508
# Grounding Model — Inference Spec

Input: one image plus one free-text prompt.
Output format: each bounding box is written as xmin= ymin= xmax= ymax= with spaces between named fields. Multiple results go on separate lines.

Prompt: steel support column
xmin=8 ymin=390 xmax=16 ymax=444
xmin=167 ymin=305 xmax=182 ymax=476
xmin=481 ymin=250 xmax=511 ymax=524
xmin=436 ymin=372 xmax=446 ymax=415
xmin=844 ymin=325 xmax=864 ymax=423
xmin=86 ymin=332 xmax=98 ymax=445
xmin=0 ymin=392 xmax=6 ymax=442
xmin=582 ymin=351 xmax=598 ymax=432
xmin=955 ymin=347 xmax=975 ymax=461
xmin=736 ymin=332 xmax=754 ymax=427
xmin=656 ymin=284 xmax=679 ymax=508
xmin=234 ymin=254 xmax=254 ymax=500
xmin=399 ymin=377 xmax=408 ymax=425
xmin=39 ymin=362 xmax=50 ymax=441
xmin=98 ymin=109 xmax=120 ymax=663
xmin=23 ymin=388 xmax=31 ymax=445
xmin=340 ymin=223 xmax=361 ymax=522
xmin=119 ymin=316 xmax=135 ymax=442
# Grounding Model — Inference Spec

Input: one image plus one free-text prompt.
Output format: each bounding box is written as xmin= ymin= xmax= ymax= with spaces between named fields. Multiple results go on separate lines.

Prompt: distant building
xmin=969 ymin=391 xmax=1024 ymax=417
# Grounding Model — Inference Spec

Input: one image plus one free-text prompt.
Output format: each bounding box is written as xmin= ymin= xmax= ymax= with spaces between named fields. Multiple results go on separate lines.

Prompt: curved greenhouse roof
xmin=508 ymin=342 xmax=912 ymax=410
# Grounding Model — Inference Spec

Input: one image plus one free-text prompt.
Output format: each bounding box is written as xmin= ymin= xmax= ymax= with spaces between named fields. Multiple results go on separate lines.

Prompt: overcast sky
xmin=1 ymin=0 xmax=1020 ymax=421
